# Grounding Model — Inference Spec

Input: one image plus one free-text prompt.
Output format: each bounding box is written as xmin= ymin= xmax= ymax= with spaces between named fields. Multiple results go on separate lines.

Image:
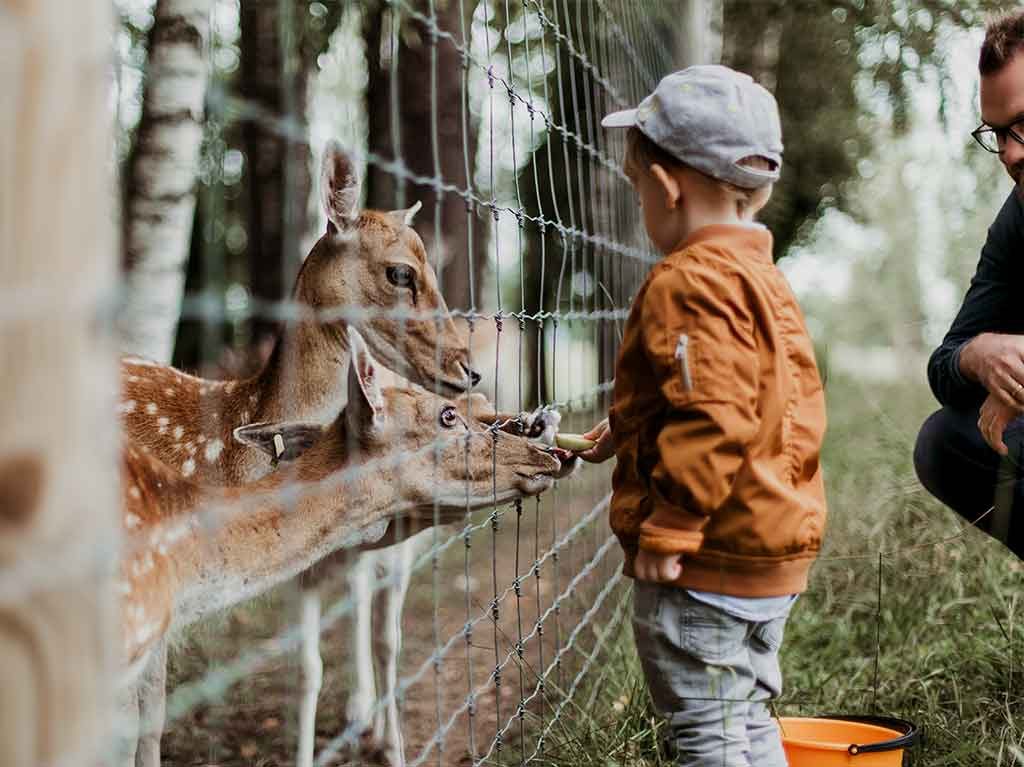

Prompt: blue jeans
xmin=632 ymin=582 xmax=789 ymax=767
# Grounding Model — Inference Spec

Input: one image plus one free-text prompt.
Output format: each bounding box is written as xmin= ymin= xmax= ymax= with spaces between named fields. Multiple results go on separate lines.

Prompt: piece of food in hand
xmin=555 ymin=433 xmax=597 ymax=452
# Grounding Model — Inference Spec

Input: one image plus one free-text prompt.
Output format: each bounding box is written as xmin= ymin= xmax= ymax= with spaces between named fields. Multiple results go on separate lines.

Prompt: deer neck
xmin=170 ymin=446 xmax=401 ymax=627
xmin=254 ymin=315 xmax=351 ymax=425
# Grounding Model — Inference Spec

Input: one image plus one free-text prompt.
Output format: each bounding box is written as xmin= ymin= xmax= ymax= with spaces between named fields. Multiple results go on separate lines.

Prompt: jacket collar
xmin=672 ymin=223 xmax=774 ymax=265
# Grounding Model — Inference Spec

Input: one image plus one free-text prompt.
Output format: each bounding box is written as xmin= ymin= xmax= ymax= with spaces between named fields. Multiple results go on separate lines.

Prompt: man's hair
xmin=980 ymin=9 xmax=1024 ymax=76
xmin=623 ymin=127 xmax=773 ymax=215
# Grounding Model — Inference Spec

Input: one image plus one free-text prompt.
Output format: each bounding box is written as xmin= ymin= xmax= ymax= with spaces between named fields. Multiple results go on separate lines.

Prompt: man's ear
xmin=320 ymin=139 xmax=361 ymax=234
xmin=346 ymin=327 xmax=385 ymax=433
xmin=649 ymin=163 xmax=682 ymax=210
xmin=233 ymin=422 xmax=326 ymax=462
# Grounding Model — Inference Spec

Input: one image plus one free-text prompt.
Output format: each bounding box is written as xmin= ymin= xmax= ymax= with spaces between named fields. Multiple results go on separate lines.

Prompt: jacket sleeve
xmin=928 ymin=190 xmax=1024 ymax=409
xmin=636 ymin=263 xmax=761 ymax=558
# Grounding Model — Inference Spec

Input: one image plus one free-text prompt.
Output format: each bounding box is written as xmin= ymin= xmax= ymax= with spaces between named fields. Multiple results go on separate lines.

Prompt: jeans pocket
xmin=677 ymin=598 xmax=748 ymax=663
xmin=752 ymin=615 xmax=787 ymax=653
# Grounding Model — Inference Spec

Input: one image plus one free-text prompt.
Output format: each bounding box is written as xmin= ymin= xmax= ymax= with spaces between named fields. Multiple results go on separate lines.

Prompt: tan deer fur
xmin=119 ymin=141 xmax=478 ymax=488
xmin=115 ymin=330 xmax=560 ymax=765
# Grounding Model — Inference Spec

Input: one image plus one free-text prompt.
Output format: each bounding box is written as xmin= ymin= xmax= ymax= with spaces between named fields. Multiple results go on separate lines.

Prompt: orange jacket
xmin=609 ymin=224 xmax=827 ymax=597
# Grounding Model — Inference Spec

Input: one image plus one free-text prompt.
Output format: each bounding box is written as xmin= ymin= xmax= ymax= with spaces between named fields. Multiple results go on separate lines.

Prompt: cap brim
xmin=601 ymin=109 xmax=637 ymax=128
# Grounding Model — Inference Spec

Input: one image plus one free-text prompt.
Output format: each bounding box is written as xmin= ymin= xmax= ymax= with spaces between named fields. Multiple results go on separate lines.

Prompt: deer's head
xmin=295 ymin=141 xmax=479 ymax=396
xmin=235 ymin=329 xmax=559 ymax=524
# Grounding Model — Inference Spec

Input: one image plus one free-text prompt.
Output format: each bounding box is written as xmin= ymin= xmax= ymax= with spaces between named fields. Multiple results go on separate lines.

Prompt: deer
xmin=115 ymin=328 xmax=562 ymax=766
xmin=118 ymin=140 xmax=558 ymax=766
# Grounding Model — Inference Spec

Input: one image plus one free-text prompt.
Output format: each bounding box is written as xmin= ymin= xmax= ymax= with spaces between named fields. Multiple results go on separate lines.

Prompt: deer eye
xmin=439 ymin=405 xmax=460 ymax=429
xmin=386 ymin=265 xmax=415 ymax=289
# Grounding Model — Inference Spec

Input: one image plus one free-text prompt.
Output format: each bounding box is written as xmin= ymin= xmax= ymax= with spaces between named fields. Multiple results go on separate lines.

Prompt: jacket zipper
xmin=675 ymin=334 xmax=693 ymax=390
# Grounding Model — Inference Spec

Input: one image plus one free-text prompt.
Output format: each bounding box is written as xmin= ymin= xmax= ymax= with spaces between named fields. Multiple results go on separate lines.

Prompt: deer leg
xmin=345 ymin=554 xmax=377 ymax=739
xmin=296 ymin=586 xmax=323 ymax=767
xmin=373 ymin=536 xmax=426 ymax=766
xmin=134 ymin=640 xmax=166 ymax=767
xmin=114 ymin=682 xmax=140 ymax=767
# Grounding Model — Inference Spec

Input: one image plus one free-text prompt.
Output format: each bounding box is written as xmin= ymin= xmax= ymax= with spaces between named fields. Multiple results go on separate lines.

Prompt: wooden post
xmin=0 ymin=1 xmax=118 ymax=765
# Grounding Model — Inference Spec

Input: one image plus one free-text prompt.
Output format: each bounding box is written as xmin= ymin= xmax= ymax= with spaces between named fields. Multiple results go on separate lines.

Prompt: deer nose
xmin=469 ymin=368 xmax=482 ymax=387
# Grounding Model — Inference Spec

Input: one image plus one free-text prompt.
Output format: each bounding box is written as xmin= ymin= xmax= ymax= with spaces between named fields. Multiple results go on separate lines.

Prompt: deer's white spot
xmin=197 ymin=435 xmax=207 ymax=444
xmin=204 ymin=438 xmax=224 ymax=463
xmin=173 ymin=425 xmax=184 ymax=440
xmin=225 ymin=382 xmax=237 ymax=394
xmin=164 ymin=387 xmax=175 ymax=396
xmin=125 ymin=513 xmax=141 ymax=529
xmin=146 ymin=403 xmax=158 ymax=414
xmin=211 ymin=412 xmax=221 ymax=421
xmin=127 ymin=375 xmax=140 ymax=383
xmin=129 ymin=486 xmax=141 ymax=500
xmin=182 ymin=458 xmax=195 ymax=477
xmin=157 ymin=416 xmax=169 ymax=434
xmin=118 ymin=400 xmax=137 ymax=414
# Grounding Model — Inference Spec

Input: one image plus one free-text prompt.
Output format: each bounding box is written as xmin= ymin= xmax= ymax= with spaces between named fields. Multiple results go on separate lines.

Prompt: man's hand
xmin=960 ymin=333 xmax=1024 ymax=408
xmin=635 ymin=548 xmax=683 ymax=583
xmin=576 ymin=417 xmax=615 ymax=464
xmin=978 ymin=393 xmax=1022 ymax=456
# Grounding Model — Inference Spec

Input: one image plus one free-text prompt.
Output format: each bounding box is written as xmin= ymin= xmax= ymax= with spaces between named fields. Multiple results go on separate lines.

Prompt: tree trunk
xmin=239 ymin=0 xmax=316 ymax=348
xmin=119 ymin=0 xmax=212 ymax=364
xmin=0 ymin=0 xmax=119 ymax=764
xmin=363 ymin=0 xmax=487 ymax=312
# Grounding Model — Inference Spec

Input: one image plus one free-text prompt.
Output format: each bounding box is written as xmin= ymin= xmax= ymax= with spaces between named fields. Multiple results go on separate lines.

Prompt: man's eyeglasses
xmin=972 ymin=120 xmax=1024 ymax=153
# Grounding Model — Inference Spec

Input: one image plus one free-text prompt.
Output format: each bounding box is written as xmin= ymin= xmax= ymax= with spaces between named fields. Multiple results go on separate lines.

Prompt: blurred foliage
xmin=722 ymin=0 xmax=1008 ymax=257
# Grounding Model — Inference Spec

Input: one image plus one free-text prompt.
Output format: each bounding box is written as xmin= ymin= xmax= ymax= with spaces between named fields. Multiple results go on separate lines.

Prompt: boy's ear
xmin=649 ymin=163 xmax=682 ymax=210
xmin=233 ymin=422 xmax=326 ymax=462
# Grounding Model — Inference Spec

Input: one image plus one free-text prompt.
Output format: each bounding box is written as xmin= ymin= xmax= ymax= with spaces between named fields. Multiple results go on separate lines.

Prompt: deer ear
xmin=320 ymin=140 xmax=360 ymax=233
xmin=387 ymin=200 xmax=422 ymax=229
xmin=232 ymin=422 xmax=326 ymax=462
xmin=346 ymin=327 xmax=385 ymax=430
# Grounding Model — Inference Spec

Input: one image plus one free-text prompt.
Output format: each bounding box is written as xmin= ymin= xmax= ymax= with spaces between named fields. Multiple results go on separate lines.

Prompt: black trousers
xmin=914 ymin=405 xmax=1024 ymax=560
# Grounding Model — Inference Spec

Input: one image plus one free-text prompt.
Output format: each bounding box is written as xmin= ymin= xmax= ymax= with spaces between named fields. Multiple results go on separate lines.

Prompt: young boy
xmin=577 ymin=65 xmax=827 ymax=766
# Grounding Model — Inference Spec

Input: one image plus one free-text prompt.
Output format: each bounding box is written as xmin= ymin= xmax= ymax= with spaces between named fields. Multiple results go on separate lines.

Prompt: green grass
xmin=532 ymin=374 xmax=1024 ymax=765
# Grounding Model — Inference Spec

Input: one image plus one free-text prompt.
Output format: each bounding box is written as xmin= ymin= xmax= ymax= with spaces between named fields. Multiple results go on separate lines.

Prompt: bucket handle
xmin=820 ymin=714 xmax=920 ymax=756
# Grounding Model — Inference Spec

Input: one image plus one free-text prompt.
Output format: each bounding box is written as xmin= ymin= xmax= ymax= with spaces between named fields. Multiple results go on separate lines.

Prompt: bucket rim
xmin=778 ymin=714 xmax=919 ymax=756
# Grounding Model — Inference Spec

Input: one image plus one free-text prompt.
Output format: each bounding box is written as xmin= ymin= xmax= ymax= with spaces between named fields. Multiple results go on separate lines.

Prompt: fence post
xmin=0 ymin=1 xmax=119 ymax=765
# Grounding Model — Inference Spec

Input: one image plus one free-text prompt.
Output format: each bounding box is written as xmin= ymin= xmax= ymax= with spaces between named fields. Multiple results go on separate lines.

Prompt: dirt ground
xmin=160 ymin=459 xmax=628 ymax=766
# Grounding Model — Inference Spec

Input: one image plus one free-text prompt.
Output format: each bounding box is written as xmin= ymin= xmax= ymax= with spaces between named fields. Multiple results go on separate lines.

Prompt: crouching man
xmin=915 ymin=10 xmax=1024 ymax=559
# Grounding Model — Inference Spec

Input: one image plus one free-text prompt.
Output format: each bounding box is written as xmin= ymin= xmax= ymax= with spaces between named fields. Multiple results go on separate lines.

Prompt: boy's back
xmin=610 ymin=222 xmax=827 ymax=597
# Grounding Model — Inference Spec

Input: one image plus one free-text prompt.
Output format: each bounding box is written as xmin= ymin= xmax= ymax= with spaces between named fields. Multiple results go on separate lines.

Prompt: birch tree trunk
xmin=119 ymin=0 xmax=212 ymax=364
xmin=673 ymin=1 xmax=722 ymax=68
xmin=0 ymin=0 xmax=119 ymax=764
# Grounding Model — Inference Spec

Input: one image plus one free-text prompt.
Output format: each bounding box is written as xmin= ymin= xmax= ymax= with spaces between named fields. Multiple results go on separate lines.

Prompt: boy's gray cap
xmin=602 ymin=65 xmax=782 ymax=190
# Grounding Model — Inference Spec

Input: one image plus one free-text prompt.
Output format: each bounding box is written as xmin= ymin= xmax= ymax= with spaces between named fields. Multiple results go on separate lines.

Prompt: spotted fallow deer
xmin=116 ymin=329 xmax=561 ymax=767
xmin=117 ymin=140 xmax=544 ymax=766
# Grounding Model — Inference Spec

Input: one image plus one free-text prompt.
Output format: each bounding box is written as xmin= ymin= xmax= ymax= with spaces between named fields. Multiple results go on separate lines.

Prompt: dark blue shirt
xmin=928 ymin=188 xmax=1024 ymax=409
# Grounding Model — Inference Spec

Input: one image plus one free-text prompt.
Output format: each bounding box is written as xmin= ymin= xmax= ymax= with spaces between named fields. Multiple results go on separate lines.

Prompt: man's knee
xmin=914 ymin=408 xmax=955 ymax=496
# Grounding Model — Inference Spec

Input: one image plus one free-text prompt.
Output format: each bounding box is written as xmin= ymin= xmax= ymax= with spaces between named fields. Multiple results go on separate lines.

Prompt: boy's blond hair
xmin=624 ymin=127 xmax=774 ymax=217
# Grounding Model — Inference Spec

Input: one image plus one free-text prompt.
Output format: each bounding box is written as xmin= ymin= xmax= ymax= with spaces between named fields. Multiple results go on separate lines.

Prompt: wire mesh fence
xmin=109 ymin=0 xmax=675 ymax=765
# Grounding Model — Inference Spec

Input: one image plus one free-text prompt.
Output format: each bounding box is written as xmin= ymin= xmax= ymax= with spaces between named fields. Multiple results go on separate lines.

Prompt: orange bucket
xmin=779 ymin=715 xmax=919 ymax=766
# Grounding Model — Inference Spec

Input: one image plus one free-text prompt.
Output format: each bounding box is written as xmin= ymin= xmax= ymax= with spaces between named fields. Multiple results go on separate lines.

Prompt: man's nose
xmin=1001 ymin=136 xmax=1024 ymax=168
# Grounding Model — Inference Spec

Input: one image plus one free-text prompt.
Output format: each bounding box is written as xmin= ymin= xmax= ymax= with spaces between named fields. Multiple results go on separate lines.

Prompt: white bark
xmin=0 ymin=0 xmax=119 ymax=764
xmin=119 ymin=0 xmax=212 ymax=363
xmin=674 ymin=0 xmax=723 ymax=67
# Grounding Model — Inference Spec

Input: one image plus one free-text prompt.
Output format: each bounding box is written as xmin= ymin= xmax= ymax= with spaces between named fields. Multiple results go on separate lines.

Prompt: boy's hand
xmin=576 ymin=418 xmax=615 ymax=463
xmin=634 ymin=548 xmax=683 ymax=583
